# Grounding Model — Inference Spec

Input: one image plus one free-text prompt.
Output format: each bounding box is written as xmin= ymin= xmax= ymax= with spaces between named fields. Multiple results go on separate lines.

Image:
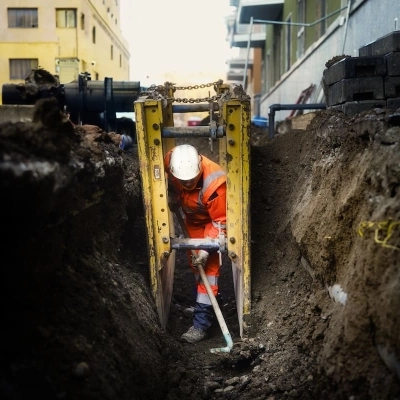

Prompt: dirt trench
xmin=1 ymin=98 xmax=399 ymax=400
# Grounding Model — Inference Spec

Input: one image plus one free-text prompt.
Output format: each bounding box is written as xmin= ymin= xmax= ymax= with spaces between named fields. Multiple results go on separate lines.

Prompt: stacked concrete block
xmin=359 ymin=31 xmax=400 ymax=56
xmin=323 ymin=31 xmax=400 ymax=116
xmin=385 ymin=52 xmax=400 ymax=107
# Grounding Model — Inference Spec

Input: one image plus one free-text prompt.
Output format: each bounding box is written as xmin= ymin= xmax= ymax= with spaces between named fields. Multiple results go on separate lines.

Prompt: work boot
xmin=183 ymin=306 xmax=195 ymax=318
xmin=180 ymin=326 xmax=206 ymax=343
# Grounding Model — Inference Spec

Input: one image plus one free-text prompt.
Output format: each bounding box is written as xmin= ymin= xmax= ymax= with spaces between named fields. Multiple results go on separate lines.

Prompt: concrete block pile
xmin=323 ymin=31 xmax=400 ymax=116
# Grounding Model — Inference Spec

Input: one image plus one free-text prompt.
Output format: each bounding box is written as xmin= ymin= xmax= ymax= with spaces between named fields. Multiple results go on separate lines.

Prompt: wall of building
xmin=259 ymin=0 xmax=398 ymax=122
xmin=0 ymin=0 xmax=130 ymax=101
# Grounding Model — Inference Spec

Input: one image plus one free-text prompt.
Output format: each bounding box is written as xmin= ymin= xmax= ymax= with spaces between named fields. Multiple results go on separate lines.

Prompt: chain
xmin=144 ymin=80 xmax=224 ymax=103
xmin=174 ymin=79 xmax=223 ymax=91
xmin=147 ymin=79 xmax=223 ymax=92
xmin=171 ymin=95 xmax=220 ymax=103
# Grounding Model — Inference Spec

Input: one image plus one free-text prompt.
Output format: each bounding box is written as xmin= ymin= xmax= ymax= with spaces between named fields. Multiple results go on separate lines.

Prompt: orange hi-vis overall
xmin=165 ymin=150 xmax=227 ymax=329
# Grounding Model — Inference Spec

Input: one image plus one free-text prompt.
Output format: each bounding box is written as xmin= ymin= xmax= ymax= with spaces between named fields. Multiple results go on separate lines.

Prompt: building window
xmin=111 ymin=45 xmax=114 ymax=60
xmin=92 ymin=26 xmax=96 ymax=43
xmin=80 ymin=13 xmax=85 ymax=30
xmin=318 ymin=0 xmax=327 ymax=38
xmin=119 ymin=54 xmax=122 ymax=68
xmin=273 ymin=27 xmax=281 ymax=82
xmin=9 ymin=59 xmax=38 ymax=80
xmin=297 ymin=0 xmax=306 ymax=58
xmin=8 ymin=8 xmax=38 ymax=28
xmin=285 ymin=15 xmax=292 ymax=72
xmin=56 ymin=9 xmax=77 ymax=28
xmin=265 ymin=52 xmax=271 ymax=92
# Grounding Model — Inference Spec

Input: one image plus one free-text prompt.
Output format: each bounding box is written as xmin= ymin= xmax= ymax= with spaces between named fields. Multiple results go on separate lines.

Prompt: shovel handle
xmin=174 ymin=210 xmax=233 ymax=353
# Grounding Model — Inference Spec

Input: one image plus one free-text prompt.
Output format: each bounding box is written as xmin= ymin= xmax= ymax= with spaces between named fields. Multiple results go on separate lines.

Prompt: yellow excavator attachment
xmin=134 ymin=82 xmax=251 ymax=337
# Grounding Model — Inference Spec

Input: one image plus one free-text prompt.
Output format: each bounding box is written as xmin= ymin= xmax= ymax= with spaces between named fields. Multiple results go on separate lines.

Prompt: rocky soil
xmin=1 ymin=98 xmax=399 ymax=400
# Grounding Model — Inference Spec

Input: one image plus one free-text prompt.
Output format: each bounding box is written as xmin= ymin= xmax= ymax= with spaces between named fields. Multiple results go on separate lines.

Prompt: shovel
xmin=174 ymin=210 xmax=233 ymax=353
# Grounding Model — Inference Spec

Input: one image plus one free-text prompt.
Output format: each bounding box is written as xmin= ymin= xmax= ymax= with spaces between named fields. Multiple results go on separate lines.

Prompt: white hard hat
xmin=170 ymin=144 xmax=201 ymax=180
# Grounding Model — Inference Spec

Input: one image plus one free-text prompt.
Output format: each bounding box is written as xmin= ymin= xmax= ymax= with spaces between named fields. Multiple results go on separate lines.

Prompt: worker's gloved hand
xmin=192 ymin=250 xmax=209 ymax=268
xmin=168 ymin=193 xmax=180 ymax=212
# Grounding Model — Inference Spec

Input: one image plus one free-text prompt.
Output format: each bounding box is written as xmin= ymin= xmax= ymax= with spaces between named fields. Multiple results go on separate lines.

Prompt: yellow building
xmin=0 ymin=0 xmax=130 ymax=94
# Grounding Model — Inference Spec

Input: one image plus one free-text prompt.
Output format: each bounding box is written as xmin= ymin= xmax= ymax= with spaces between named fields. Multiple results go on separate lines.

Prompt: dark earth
xmin=1 ymin=96 xmax=399 ymax=400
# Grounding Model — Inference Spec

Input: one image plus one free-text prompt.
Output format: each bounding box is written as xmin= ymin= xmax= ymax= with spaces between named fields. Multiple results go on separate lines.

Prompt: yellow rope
xmin=357 ymin=220 xmax=400 ymax=251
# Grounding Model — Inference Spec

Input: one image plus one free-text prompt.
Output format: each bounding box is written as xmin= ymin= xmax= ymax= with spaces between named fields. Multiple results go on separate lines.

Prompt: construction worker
xmin=164 ymin=144 xmax=227 ymax=343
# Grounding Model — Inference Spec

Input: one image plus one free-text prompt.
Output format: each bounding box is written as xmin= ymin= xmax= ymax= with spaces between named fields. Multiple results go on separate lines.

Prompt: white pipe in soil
xmin=328 ymin=283 xmax=348 ymax=305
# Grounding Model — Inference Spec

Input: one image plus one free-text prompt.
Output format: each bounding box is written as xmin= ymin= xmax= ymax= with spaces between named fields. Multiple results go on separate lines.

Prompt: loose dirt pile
xmin=1 ymin=98 xmax=399 ymax=400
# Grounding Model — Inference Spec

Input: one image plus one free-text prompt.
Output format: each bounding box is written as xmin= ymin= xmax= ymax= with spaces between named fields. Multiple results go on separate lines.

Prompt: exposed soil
xmin=1 ymin=97 xmax=399 ymax=400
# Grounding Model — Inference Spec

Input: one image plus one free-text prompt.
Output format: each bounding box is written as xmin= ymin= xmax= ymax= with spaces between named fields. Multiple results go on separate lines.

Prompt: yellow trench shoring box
xmin=134 ymin=82 xmax=251 ymax=338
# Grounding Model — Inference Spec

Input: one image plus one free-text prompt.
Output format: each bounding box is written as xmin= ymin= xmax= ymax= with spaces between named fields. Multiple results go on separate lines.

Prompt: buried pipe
xmin=301 ymin=257 xmax=348 ymax=305
xmin=174 ymin=210 xmax=233 ymax=353
xmin=268 ymin=103 xmax=326 ymax=138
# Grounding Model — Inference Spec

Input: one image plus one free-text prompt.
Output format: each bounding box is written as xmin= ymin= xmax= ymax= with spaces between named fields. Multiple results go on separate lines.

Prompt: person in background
xmin=164 ymin=144 xmax=227 ymax=343
xmin=118 ymin=117 xmax=136 ymax=150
